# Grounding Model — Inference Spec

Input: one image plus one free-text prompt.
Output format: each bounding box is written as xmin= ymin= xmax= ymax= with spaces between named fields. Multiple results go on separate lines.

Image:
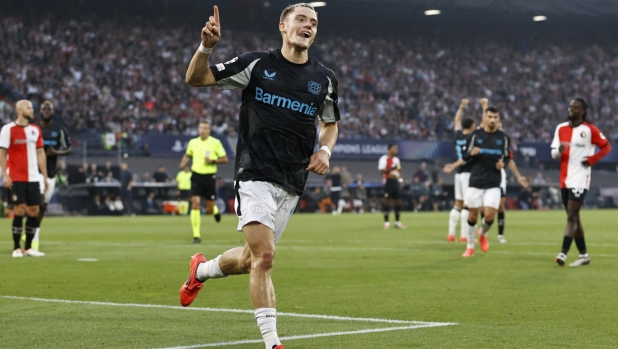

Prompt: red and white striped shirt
xmin=550 ymin=121 xmax=611 ymax=189
xmin=378 ymin=155 xmax=401 ymax=182
xmin=0 ymin=122 xmax=44 ymax=182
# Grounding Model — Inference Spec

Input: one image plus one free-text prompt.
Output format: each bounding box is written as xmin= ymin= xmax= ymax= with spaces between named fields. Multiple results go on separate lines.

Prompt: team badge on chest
xmin=308 ymin=81 xmax=322 ymax=95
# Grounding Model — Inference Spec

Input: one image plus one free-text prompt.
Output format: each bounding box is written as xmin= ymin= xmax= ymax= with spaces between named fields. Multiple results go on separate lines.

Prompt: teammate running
xmin=35 ymin=100 xmax=71 ymax=250
xmin=0 ymin=100 xmax=48 ymax=257
xmin=378 ymin=144 xmax=405 ymax=229
xmin=551 ymin=98 xmax=611 ymax=267
xmin=461 ymin=106 xmax=511 ymax=257
xmin=179 ymin=4 xmax=339 ymax=349
xmin=443 ymin=98 xmax=475 ymax=242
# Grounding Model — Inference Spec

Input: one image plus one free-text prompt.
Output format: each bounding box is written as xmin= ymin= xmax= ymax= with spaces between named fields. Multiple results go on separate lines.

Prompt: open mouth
xmin=299 ymin=31 xmax=311 ymax=38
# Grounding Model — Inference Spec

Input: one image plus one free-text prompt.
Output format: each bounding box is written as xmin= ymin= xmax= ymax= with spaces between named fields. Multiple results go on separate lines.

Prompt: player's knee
xmin=253 ymin=251 xmax=275 ymax=271
xmin=26 ymin=206 xmax=40 ymax=217
xmin=567 ymin=211 xmax=579 ymax=223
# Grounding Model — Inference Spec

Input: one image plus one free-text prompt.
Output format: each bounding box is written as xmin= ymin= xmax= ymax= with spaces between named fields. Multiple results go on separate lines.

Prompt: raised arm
xmin=186 ymin=6 xmax=221 ymax=87
xmin=454 ymin=98 xmax=469 ymax=131
xmin=479 ymin=98 xmax=488 ymax=118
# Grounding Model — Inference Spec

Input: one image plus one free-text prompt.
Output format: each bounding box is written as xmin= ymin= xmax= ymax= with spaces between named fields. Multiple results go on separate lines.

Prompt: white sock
xmin=460 ymin=209 xmax=469 ymax=239
xmin=255 ymin=308 xmax=280 ymax=349
xmin=196 ymin=255 xmax=226 ymax=282
xmin=448 ymin=207 xmax=460 ymax=236
xmin=467 ymin=221 xmax=476 ymax=249
xmin=481 ymin=218 xmax=492 ymax=236
xmin=33 ymin=228 xmax=40 ymax=243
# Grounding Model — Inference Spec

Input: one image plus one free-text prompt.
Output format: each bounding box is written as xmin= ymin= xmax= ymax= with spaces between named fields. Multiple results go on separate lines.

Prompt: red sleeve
xmin=587 ymin=124 xmax=611 ymax=166
xmin=36 ymin=125 xmax=44 ymax=148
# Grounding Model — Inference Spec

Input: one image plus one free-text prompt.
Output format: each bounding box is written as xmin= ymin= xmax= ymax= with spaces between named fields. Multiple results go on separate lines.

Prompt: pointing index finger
xmin=214 ymin=5 xmax=220 ymax=27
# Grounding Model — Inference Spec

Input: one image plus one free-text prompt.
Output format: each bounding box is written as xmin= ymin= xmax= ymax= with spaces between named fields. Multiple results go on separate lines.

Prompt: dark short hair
xmin=388 ymin=144 xmax=397 ymax=150
xmin=461 ymin=118 xmax=475 ymax=129
xmin=280 ymin=3 xmax=316 ymax=23
xmin=486 ymin=106 xmax=499 ymax=114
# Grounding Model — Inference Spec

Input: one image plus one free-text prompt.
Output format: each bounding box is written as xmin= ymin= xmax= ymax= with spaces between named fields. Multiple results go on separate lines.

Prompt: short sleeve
xmin=378 ymin=156 xmax=387 ymax=170
xmin=317 ymin=75 xmax=340 ymax=124
xmin=0 ymin=125 xmax=10 ymax=149
xmin=590 ymin=124 xmax=609 ymax=148
xmin=186 ymin=139 xmax=194 ymax=156
xmin=210 ymin=52 xmax=265 ymax=90
xmin=36 ymin=126 xmax=44 ymax=148
xmin=61 ymin=127 xmax=72 ymax=148
xmin=215 ymin=140 xmax=226 ymax=158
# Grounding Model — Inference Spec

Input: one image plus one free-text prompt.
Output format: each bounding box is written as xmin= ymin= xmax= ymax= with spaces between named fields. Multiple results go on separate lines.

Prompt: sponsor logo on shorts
xmin=250 ymin=203 xmax=266 ymax=214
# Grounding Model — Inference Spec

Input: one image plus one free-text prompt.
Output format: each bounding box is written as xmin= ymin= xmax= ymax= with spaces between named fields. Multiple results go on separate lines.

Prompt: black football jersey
xmin=462 ymin=128 xmax=511 ymax=189
xmin=454 ymin=130 xmax=473 ymax=174
xmin=210 ymin=49 xmax=340 ymax=195
xmin=41 ymin=123 xmax=71 ymax=178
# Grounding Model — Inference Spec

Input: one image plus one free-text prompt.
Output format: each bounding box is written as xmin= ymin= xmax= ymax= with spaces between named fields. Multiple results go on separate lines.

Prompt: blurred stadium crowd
xmin=1 ymin=16 xmax=618 ymax=145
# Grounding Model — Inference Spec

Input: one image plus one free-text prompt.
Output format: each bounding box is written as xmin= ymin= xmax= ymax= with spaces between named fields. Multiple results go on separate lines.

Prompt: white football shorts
xmin=454 ymin=172 xmax=471 ymax=202
xmin=465 ymin=187 xmax=501 ymax=209
xmin=234 ymin=180 xmax=299 ymax=244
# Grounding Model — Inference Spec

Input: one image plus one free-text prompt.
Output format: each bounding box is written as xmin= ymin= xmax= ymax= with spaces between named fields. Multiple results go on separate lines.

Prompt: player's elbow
xmin=551 ymin=149 xmax=561 ymax=159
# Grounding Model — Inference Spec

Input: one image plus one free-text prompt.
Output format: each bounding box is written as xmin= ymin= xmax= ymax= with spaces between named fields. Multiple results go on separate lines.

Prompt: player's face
xmin=22 ymin=102 xmax=34 ymax=120
xmin=41 ymin=104 xmax=54 ymax=121
xmin=568 ymin=100 xmax=585 ymax=120
xmin=389 ymin=146 xmax=398 ymax=156
xmin=485 ymin=111 xmax=499 ymax=130
xmin=280 ymin=7 xmax=318 ymax=50
xmin=199 ymin=122 xmax=212 ymax=138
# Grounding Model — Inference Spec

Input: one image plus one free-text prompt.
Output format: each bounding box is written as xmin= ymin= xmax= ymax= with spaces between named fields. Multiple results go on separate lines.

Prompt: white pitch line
xmin=153 ymin=323 xmax=454 ymax=349
xmin=0 ymin=296 xmax=453 ymax=325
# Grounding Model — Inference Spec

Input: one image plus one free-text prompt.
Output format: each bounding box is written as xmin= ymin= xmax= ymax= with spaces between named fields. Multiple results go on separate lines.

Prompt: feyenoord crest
xmin=308 ymin=81 xmax=322 ymax=95
xmin=580 ymin=131 xmax=586 ymax=138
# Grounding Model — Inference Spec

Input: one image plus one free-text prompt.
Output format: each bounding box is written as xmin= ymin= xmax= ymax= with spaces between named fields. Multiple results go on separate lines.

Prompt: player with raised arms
xmin=179 ymin=4 xmax=339 ymax=349
xmin=443 ymin=98 xmax=475 ymax=242
xmin=551 ymin=98 xmax=611 ymax=267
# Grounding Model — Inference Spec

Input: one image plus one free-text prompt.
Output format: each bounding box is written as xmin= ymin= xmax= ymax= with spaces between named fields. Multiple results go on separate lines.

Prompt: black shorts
xmin=383 ymin=178 xmax=401 ymax=200
xmin=9 ymin=182 xmax=41 ymax=206
xmin=191 ymin=172 xmax=216 ymax=200
xmin=179 ymin=190 xmax=191 ymax=200
xmin=561 ymin=188 xmax=588 ymax=208
xmin=330 ymin=190 xmax=341 ymax=204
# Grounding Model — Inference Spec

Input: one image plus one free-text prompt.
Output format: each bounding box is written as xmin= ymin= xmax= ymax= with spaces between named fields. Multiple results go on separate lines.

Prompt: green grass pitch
xmin=1 ymin=210 xmax=618 ymax=348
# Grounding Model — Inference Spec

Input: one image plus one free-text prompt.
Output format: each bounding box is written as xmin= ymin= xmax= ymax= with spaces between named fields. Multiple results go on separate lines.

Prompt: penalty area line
xmin=153 ymin=323 xmax=455 ymax=349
